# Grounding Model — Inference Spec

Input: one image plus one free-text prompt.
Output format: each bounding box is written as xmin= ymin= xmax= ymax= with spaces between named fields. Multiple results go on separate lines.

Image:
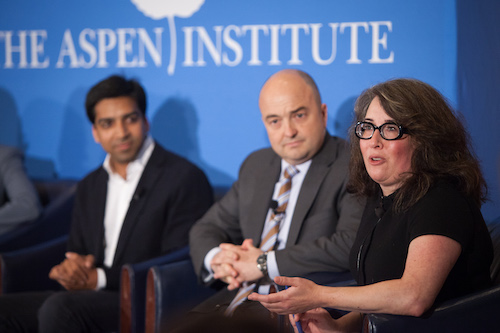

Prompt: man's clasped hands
xmin=49 ymin=252 xmax=98 ymax=290
xmin=210 ymin=239 xmax=266 ymax=290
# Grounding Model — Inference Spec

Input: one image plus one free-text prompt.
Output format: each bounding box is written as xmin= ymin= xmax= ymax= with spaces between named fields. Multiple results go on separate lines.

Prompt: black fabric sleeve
xmin=407 ymin=182 xmax=473 ymax=249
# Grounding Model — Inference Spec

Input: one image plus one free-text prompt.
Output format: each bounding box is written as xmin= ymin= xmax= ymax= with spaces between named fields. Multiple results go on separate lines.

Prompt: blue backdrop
xmin=0 ymin=0 xmax=498 ymax=219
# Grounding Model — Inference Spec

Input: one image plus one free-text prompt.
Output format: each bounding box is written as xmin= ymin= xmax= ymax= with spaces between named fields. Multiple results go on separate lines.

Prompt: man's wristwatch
xmin=256 ymin=251 xmax=269 ymax=278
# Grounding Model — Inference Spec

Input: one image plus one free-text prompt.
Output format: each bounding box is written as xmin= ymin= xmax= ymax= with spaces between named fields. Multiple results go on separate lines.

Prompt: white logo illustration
xmin=131 ymin=0 xmax=205 ymax=75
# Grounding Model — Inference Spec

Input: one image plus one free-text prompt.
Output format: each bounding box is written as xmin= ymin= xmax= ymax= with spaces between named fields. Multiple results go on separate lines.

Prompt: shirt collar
xmin=280 ymin=159 xmax=312 ymax=179
xmin=103 ymin=135 xmax=155 ymax=179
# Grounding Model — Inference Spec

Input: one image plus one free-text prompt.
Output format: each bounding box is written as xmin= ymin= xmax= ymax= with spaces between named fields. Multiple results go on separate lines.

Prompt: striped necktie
xmin=225 ymin=165 xmax=299 ymax=316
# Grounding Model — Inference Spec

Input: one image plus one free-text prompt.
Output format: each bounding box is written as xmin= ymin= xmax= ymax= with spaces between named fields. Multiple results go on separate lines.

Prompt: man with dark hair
xmin=85 ymin=75 xmax=147 ymax=124
xmin=0 ymin=75 xmax=213 ymax=332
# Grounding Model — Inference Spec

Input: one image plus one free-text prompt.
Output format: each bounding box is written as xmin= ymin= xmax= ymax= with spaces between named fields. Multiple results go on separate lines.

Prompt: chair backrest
xmin=0 ymin=235 xmax=68 ymax=294
xmin=120 ymin=246 xmax=190 ymax=333
xmin=34 ymin=179 xmax=78 ymax=207
xmin=0 ymin=183 xmax=76 ymax=252
xmin=145 ymin=259 xmax=217 ymax=333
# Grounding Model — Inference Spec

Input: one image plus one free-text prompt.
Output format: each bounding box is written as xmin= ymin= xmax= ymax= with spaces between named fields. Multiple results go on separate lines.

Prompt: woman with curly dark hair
xmin=249 ymin=78 xmax=493 ymax=332
xmin=348 ymin=78 xmax=486 ymax=212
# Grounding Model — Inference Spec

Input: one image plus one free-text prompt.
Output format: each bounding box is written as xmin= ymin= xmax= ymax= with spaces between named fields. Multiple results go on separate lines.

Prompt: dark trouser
xmin=171 ymin=289 xmax=282 ymax=332
xmin=0 ymin=290 xmax=119 ymax=333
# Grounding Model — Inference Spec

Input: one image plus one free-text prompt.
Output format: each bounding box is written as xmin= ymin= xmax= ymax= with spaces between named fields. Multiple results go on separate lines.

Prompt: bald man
xmin=188 ymin=69 xmax=363 ymax=319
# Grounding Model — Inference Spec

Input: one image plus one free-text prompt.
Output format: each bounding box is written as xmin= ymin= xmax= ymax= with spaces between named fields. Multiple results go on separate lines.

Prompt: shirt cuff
xmin=203 ymin=247 xmax=221 ymax=283
xmin=266 ymin=250 xmax=280 ymax=280
xmin=96 ymin=267 xmax=106 ymax=290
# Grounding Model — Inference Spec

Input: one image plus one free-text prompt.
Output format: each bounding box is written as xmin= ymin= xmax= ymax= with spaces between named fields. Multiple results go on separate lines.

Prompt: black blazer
xmin=68 ymin=143 xmax=213 ymax=290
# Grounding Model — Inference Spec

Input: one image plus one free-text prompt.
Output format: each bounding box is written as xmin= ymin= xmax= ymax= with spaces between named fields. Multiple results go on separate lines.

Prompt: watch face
xmin=257 ymin=253 xmax=267 ymax=274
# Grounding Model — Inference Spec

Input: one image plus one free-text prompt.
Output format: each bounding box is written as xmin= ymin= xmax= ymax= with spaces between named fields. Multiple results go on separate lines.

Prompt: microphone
xmin=269 ymin=200 xmax=278 ymax=213
xmin=133 ymin=188 xmax=146 ymax=201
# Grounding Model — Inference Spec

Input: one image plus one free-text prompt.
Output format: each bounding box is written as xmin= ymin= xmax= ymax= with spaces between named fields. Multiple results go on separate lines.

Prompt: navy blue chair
xmin=0 ymin=180 xmax=76 ymax=253
xmin=120 ymin=247 xmax=193 ymax=333
xmin=0 ymin=235 xmax=68 ymax=294
xmin=0 ymin=180 xmax=76 ymax=295
xmin=362 ymin=284 xmax=500 ymax=332
xmin=0 ymin=181 xmax=76 ymax=294
xmin=144 ymin=258 xmax=218 ymax=333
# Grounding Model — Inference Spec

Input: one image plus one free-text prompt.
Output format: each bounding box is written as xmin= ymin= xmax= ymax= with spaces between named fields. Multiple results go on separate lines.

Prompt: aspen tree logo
xmin=131 ymin=0 xmax=205 ymax=75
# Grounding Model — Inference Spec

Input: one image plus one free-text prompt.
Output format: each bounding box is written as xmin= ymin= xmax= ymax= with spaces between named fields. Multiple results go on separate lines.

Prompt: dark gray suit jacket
xmin=190 ymin=134 xmax=364 ymax=285
xmin=68 ymin=143 xmax=213 ymax=290
xmin=0 ymin=145 xmax=41 ymax=234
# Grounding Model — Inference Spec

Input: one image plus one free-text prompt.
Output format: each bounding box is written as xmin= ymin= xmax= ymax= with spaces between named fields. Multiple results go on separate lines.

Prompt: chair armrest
xmin=120 ymin=246 xmax=190 ymax=333
xmin=0 ymin=235 xmax=67 ymax=294
xmin=145 ymin=259 xmax=217 ymax=333
xmin=363 ymin=284 xmax=500 ymax=332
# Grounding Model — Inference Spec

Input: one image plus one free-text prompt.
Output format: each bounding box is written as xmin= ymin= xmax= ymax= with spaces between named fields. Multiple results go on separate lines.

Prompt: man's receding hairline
xmin=260 ymin=69 xmax=322 ymax=106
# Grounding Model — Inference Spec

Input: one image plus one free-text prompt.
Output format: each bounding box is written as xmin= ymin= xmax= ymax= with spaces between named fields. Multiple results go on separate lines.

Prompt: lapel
xmin=251 ymin=152 xmax=281 ymax=246
xmin=286 ymin=134 xmax=338 ymax=245
xmin=94 ymin=168 xmax=109 ymax=266
xmin=112 ymin=144 xmax=165 ymax=264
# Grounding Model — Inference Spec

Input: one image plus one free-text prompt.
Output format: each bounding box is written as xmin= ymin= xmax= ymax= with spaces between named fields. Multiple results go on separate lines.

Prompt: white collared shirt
xmin=257 ymin=159 xmax=311 ymax=293
xmin=265 ymin=159 xmax=311 ymax=277
xmin=95 ymin=135 xmax=154 ymax=289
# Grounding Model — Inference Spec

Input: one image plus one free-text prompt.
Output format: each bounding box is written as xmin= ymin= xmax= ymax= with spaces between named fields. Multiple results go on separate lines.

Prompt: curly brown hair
xmin=347 ymin=78 xmax=486 ymax=211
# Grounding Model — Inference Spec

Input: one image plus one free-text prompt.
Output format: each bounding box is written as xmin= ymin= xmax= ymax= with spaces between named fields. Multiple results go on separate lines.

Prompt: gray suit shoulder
xmin=325 ymin=134 xmax=349 ymax=155
xmin=243 ymin=147 xmax=276 ymax=162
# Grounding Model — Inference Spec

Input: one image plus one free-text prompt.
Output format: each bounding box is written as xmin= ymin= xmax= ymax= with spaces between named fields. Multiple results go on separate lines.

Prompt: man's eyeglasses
xmin=355 ymin=121 xmax=408 ymax=141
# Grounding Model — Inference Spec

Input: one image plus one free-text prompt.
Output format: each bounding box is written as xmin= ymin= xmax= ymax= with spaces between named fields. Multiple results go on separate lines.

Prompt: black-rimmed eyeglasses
xmin=355 ymin=121 xmax=408 ymax=141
